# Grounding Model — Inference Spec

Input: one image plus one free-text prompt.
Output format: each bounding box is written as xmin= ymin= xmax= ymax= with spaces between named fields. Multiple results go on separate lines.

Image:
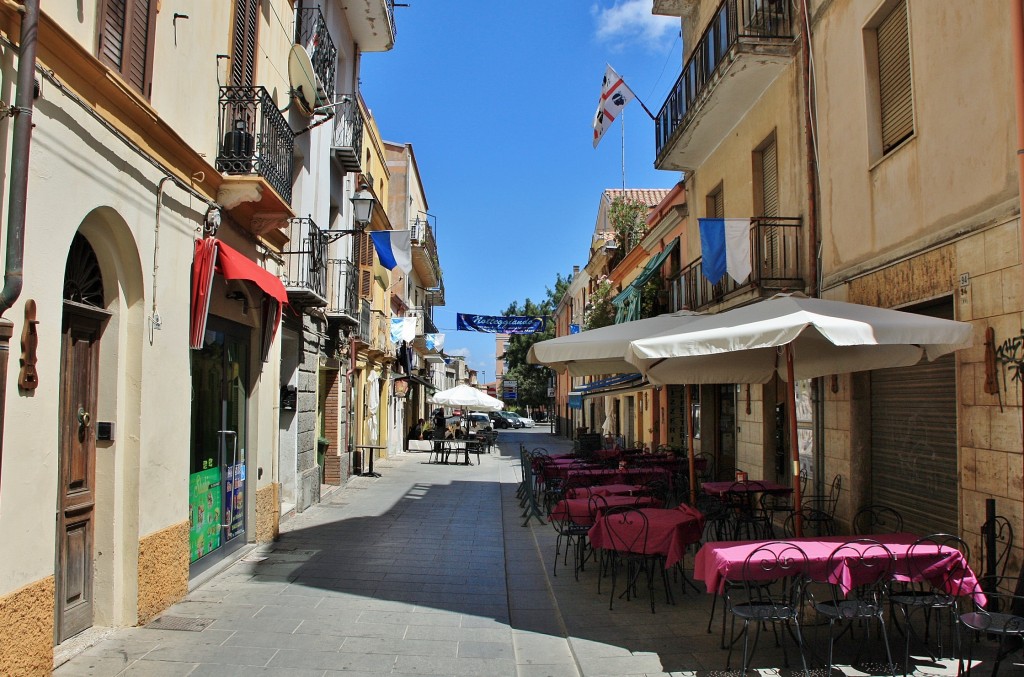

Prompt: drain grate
xmin=146 ymin=615 xmax=214 ymax=632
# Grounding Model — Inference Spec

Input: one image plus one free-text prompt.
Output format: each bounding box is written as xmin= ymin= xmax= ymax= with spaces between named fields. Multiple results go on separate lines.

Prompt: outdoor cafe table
xmin=588 ymin=505 xmax=706 ymax=570
xmin=549 ymin=495 xmax=663 ymax=527
xmin=567 ymin=466 xmax=673 ymax=488
xmin=701 ymin=480 xmax=793 ymax=496
xmin=693 ymin=533 xmax=985 ymax=602
xmin=565 ymin=483 xmax=644 ymax=499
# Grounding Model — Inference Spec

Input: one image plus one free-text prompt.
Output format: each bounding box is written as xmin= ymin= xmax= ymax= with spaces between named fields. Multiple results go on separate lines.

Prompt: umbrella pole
xmin=686 ymin=385 xmax=697 ymax=505
xmin=786 ymin=345 xmax=803 ymax=536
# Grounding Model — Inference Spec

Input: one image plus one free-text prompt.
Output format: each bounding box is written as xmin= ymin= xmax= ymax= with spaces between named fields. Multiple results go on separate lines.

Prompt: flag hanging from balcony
xmin=425 ymin=333 xmax=445 ymax=351
xmin=369 ymin=230 xmax=413 ymax=274
xmin=593 ymin=64 xmax=635 ymax=148
xmin=698 ymin=218 xmax=752 ymax=284
xmin=390 ymin=317 xmax=417 ymax=344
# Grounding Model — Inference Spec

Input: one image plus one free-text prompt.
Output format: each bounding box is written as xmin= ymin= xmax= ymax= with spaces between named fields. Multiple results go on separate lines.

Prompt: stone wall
xmin=297 ymin=315 xmax=322 ymax=512
xmin=0 ymin=576 xmax=54 ymax=676
xmin=255 ymin=482 xmax=280 ymax=543
xmin=137 ymin=521 xmax=189 ymax=625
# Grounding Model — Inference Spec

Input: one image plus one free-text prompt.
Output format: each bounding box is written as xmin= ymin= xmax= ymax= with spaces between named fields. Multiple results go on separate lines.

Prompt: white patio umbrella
xmin=527 ymin=310 xmax=704 ymax=502
xmin=429 ymin=383 xmax=505 ymax=412
xmin=625 ymin=292 xmax=974 ymax=533
xmin=527 ymin=310 xmax=701 ymax=376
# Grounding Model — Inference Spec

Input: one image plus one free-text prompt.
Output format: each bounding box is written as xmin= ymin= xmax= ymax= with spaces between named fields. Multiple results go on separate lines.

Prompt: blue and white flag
xmin=424 ymin=333 xmax=445 ymax=351
xmin=369 ymin=230 xmax=412 ymax=274
xmin=698 ymin=218 xmax=752 ymax=284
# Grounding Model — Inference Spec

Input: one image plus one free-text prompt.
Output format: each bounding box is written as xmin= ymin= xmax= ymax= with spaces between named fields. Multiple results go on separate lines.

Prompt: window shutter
xmin=99 ymin=0 xmax=127 ymax=70
xmin=98 ymin=0 xmax=154 ymax=96
xmin=712 ymin=189 xmax=724 ymax=218
xmin=877 ymin=0 xmax=913 ymax=152
xmin=125 ymin=0 xmax=154 ymax=93
xmin=358 ymin=232 xmax=373 ymax=298
xmin=231 ymin=0 xmax=260 ymax=87
xmin=761 ymin=139 xmax=778 ymax=218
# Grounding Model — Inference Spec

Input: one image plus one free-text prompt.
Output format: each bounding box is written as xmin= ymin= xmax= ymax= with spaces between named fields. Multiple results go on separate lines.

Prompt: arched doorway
xmin=55 ymin=233 xmax=110 ymax=642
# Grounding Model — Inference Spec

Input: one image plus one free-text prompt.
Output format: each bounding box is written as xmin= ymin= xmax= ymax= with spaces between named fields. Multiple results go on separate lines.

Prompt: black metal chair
xmin=853 ymin=504 xmax=905 ymax=535
xmin=726 ymin=481 xmax=773 ymax=541
xmin=812 ymin=538 xmax=898 ymax=676
xmin=724 ymin=541 xmax=811 ymax=675
xmin=549 ymin=493 xmax=591 ymax=580
xmin=980 ymin=515 xmax=1015 ymax=585
xmin=958 ymin=575 xmax=1024 ymax=676
xmin=889 ymin=533 xmax=973 ymax=675
xmin=801 ymin=473 xmax=842 ymax=536
xmin=601 ymin=507 xmax=673 ymax=613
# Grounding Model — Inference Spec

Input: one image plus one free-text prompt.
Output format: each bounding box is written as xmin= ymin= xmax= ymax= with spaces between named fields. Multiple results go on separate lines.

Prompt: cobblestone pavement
xmin=55 ymin=429 xmax=1000 ymax=676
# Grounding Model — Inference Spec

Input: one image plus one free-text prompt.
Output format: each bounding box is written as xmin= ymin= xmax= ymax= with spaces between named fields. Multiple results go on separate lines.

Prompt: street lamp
xmin=321 ymin=182 xmax=377 ymax=243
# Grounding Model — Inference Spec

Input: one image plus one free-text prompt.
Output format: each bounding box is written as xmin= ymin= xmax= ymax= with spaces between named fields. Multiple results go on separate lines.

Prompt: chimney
xmin=573 ymin=265 xmax=580 ymax=275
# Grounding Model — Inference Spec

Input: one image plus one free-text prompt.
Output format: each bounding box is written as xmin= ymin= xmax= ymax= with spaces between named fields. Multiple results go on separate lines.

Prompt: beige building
xmin=651 ymin=0 xmax=1022 ymax=564
xmin=0 ymin=1 xmax=401 ymax=673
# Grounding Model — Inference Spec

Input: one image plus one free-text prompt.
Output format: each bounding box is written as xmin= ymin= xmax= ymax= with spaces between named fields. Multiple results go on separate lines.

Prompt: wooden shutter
xmin=877 ymin=0 xmax=913 ymax=152
xmin=98 ymin=0 xmax=155 ymax=96
xmin=358 ymin=232 xmax=372 ymax=298
xmin=230 ymin=0 xmax=260 ymax=87
xmin=711 ymin=188 xmax=724 ymax=218
xmin=761 ymin=139 xmax=778 ymax=218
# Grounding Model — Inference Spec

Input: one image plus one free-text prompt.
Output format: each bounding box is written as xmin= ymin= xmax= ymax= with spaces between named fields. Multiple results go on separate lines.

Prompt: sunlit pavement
xmin=55 ymin=428 xmax=1019 ymax=676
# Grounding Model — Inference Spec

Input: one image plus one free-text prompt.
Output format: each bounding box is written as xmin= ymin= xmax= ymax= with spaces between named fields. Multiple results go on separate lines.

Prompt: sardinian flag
xmin=593 ymin=65 xmax=636 ymax=148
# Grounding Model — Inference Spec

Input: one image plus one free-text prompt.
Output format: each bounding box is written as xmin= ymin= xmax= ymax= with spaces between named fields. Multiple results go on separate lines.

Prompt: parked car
xmin=488 ymin=411 xmax=511 ymax=429
xmin=444 ymin=412 xmax=492 ymax=438
xmin=517 ymin=415 xmax=536 ymax=428
xmin=499 ymin=411 xmax=524 ymax=428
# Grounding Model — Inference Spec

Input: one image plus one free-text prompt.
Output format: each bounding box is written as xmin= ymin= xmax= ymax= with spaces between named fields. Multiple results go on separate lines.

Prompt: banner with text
xmin=456 ymin=313 xmax=546 ymax=334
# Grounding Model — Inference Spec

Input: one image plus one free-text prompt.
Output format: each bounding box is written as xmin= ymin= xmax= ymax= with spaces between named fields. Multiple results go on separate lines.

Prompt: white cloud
xmin=447 ymin=347 xmax=471 ymax=358
xmin=593 ymin=0 xmax=677 ymax=52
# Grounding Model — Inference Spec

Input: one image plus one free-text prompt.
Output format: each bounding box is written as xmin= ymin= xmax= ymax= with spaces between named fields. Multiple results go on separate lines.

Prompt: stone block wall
xmin=137 ymin=521 xmax=189 ymax=625
xmin=0 ymin=576 xmax=54 ymax=676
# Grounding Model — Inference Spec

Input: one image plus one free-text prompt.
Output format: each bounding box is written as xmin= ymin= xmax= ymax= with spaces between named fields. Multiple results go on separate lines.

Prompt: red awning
xmin=190 ymin=237 xmax=288 ymax=352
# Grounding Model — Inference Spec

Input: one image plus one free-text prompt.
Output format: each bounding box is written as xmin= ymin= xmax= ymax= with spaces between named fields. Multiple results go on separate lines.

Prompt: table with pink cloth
xmin=567 ymin=466 xmax=673 ymax=487
xmin=537 ymin=458 xmax=602 ymax=481
xmin=588 ymin=505 xmax=706 ymax=569
xmin=565 ymin=483 xmax=644 ymax=499
xmin=548 ymin=495 xmax=663 ymax=527
xmin=701 ymin=480 xmax=793 ymax=496
xmin=694 ymin=533 xmax=984 ymax=602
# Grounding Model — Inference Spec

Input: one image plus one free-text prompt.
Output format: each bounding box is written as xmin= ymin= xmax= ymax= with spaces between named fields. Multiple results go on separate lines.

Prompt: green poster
xmin=189 ymin=467 xmax=222 ymax=562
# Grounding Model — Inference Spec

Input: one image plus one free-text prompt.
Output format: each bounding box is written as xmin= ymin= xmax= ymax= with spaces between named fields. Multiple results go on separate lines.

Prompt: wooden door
xmin=55 ymin=306 xmax=103 ymax=643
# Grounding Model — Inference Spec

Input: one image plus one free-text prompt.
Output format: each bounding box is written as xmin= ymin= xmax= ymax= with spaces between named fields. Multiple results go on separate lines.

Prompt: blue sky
xmin=361 ymin=0 xmax=683 ymax=380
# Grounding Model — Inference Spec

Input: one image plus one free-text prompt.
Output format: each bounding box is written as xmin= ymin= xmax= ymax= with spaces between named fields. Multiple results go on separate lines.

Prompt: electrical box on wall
xmin=96 ymin=421 xmax=114 ymax=441
xmin=281 ymin=385 xmax=297 ymax=411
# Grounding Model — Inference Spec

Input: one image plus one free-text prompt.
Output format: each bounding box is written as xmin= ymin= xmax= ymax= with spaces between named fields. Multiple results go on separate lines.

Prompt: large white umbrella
xmin=527 ymin=310 xmax=701 ymax=376
xmin=625 ymin=293 xmax=974 ymax=533
xmin=429 ymin=383 xmax=505 ymax=412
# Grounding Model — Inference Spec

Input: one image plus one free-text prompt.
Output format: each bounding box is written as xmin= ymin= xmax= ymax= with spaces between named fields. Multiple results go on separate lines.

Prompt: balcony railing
xmin=358 ymin=299 xmax=371 ymax=344
xmin=217 ymin=86 xmax=295 ymax=203
xmin=655 ymin=0 xmax=794 ymax=160
xmin=295 ymin=7 xmax=337 ymax=104
xmin=331 ymin=96 xmax=364 ymax=172
xmin=675 ymin=217 xmax=802 ymax=310
xmin=326 ymin=258 xmax=360 ymax=324
xmin=281 ymin=217 xmax=327 ymax=306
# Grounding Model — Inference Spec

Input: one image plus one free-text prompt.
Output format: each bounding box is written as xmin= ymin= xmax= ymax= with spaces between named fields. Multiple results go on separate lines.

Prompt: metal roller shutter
xmin=870 ymin=304 xmax=958 ymax=535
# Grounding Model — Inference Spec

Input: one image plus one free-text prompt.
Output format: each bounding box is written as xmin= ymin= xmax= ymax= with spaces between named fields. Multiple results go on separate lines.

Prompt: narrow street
xmin=53 ymin=430 xmax=972 ymax=677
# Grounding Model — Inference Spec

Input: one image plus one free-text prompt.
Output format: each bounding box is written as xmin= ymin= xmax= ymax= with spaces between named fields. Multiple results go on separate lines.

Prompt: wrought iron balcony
xmin=295 ymin=7 xmax=337 ymax=105
xmin=357 ymin=299 xmax=371 ymax=344
xmin=331 ymin=96 xmax=363 ymax=173
xmin=326 ymin=258 xmax=360 ymax=325
xmin=673 ymin=217 xmax=803 ymax=311
xmin=655 ymin=0 xmax=795 ymax=171
xmin=281 ymin=217 xmax=327 ymax=307
xmin=216 ymin=86 xmax=295 ymax=203
xmin=410 ymin=219 xmax=440 ymax=288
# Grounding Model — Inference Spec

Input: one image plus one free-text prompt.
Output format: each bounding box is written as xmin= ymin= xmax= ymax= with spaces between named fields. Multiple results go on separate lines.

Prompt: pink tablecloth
xmin=549 ymin=495 xmax=662 ymax=527
xmin=567 ymin=466 xmax=673 ymax=487
xmin=588 ymin=505 xmax=705 ymax=569
xmin=694 ymin=533 xmax=984 ymax=602
xmin=702 ymin=480 xmax=793 ymax=496
xmin=565 ymin=483 xmax=644 ymax=499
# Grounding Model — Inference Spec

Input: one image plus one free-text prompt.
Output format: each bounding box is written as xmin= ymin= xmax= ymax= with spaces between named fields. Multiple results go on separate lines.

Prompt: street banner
xmin=456 ymin=313 xmax=546 ymax=334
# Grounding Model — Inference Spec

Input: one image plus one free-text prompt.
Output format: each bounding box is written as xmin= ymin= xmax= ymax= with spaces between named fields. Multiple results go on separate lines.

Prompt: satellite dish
xmin=288 ymin=44 xmax=319 ymax=117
